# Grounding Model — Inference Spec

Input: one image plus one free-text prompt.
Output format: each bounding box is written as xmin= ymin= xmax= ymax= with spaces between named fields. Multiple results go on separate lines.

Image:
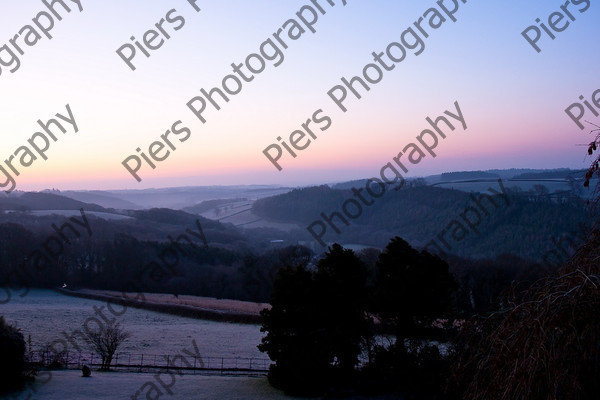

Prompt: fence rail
xmin=26 ymin=350 xmax=271 ymax=375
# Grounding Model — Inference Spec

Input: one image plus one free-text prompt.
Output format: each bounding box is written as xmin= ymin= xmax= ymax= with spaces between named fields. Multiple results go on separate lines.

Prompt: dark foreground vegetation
xmin=260 ymin=238 xmax=457 ymax=397
xmin=258 ymin=229 xmax=600 ymax=398
xmin=0 ymin=316 xmax=30 ymax=394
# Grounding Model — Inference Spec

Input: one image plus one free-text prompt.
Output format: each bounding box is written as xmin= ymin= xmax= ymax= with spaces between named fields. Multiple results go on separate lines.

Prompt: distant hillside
xmin=252 ymin=184 xmax=590 ymax=260
xmin=440 ymin=171 xmax=500 ymax=181
xmin=253 ymin=185 xmax=347 ymax=224
xmin=61 ymin=190 xmax=142 ymax=210
xmin=129 ymin=208 xmax=209 ymax=226
xmin=0 ymin=192 xmax=105 ymax=212
xmin=331 ymin=180 xmax=369 ymax=190
xmin=512 ymin=169 xmax=587 ymax=180
xmin=98 ymin=186 xmax=292 ymax=209
xmin=484 ymin=168 xmax=543 ymax=179
xmin=0 ymin=202 xmax=251 ymax=248
xmin=183 ymin=198 xmax=248 ymax=215
xmin=127 ymin=208 xmax=246 ymax=245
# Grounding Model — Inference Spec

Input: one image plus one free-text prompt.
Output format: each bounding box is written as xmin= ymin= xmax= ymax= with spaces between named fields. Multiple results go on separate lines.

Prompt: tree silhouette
xmin=0 ymin=316 xmax=26 ymax=394
xmin=259 ymin=244 xmax=370 ymax=394
xmin=259 ymin=265 xmax=329 ymax=394
xmin=314 ymin=244 xmax=370 ymax=374
xmin=374 ymin=237 xmax=457 ymax=339
xmin=86 ymin=323 xmax=131 ymax=371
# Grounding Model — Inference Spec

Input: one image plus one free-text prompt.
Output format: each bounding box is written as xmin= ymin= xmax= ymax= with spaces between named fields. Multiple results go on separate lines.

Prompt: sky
xmin=0 ymin=0 xmax=598 ymax=192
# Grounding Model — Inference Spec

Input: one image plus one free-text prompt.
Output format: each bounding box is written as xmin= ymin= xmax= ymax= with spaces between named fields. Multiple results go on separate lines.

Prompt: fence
xmin=26 ymin=349 xmax=271 ymax=376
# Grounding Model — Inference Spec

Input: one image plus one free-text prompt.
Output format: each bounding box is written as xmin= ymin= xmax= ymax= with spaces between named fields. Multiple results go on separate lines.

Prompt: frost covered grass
xmin=1 ymin=290 xmax=264 ymax=357
xmin=2 ymin=370 xmax=305 ymax=400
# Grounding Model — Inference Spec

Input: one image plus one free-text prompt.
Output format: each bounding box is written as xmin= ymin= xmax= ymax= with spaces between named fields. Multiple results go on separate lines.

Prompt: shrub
xmin=0 ymin=316 xmax=27 ymax=394
xmin=454 ymin=229 xmax=600 ymax=399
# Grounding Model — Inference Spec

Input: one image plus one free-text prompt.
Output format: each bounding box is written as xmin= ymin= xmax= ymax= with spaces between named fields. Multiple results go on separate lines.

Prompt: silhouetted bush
xmin=454 ymin=228 xmax=600 ymax=399
xmin=0 ymin=316 xmax=27 ymax=394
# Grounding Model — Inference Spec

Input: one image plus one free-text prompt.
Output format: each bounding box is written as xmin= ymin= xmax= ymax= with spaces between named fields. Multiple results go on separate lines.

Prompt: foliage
xmin=239 ymin=245 xmax=312 ymax=302
xmin=447 ymin=253 xmax=551 ymax=314
xmin=374 ymin=237 xmax=457 ymax=338
xmin=583 ymin=122 xmax=600 ymax=191
xmin=258 ymin=265 xmax=329 ymax=395
xmin=259 ymin=239 xmax=458 ymax=396
xmin=0 ymin=316 xmax=27 ymax=394
xmin=453 ymin=227 xmax=600 ymax=399
xmin=259 ymin=244 xmax=370 ymax=395
xmin=314 ymin=244 xmax=371 ymax=373
xmin=360 ymin=342 xmax=452 ymax=398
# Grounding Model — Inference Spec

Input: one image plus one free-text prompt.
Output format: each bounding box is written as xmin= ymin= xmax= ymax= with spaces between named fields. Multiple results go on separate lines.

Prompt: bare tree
xmin=86 ymin=323 xmax=131 ymax=370
xmin=584 ymin=122 xmax=600 ymax=192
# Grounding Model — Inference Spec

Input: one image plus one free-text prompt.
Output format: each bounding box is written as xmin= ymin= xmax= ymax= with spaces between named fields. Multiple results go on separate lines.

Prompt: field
xmin=72 ymin=289 xmax=270 ymax=316
xmin=1 ymin=370 xmax=305 ymax=400
xmin=0 ymin=289 xmax=295 ymax=399
xmin=1 ymin=290 xmax=264 ymax=357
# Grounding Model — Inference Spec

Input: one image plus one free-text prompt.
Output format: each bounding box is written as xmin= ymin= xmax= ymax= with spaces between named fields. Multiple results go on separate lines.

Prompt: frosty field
xmin=1 ymin=370 xmax=307 ymax=400
xmin=0 ymin=289 xmax=301 ymax=399
xmin=0 ymin=289 xmax=265 ymax=358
